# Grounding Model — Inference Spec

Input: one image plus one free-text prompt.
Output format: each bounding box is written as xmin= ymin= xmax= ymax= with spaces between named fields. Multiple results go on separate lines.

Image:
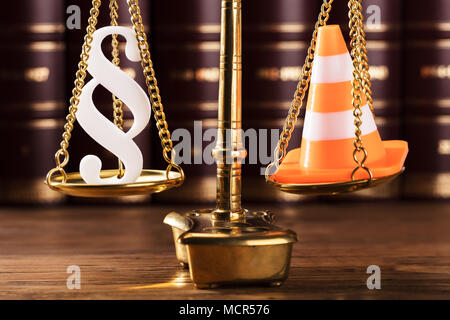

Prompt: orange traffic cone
xmin=274 ymin=25 xmax=408 ymax=184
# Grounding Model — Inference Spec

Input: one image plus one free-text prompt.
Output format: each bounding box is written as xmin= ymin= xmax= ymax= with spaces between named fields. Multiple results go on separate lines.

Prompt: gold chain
xmin=46 ymin=0 xmax=102 ymax=187
xmin=265 ymin=0 xmax=334 ymax=180
xmin=110 ymin=0 xmax=125 ymax=177
xmin=349 ymin=0 xmax=373 ymax=181
xmin=110 ymin=0 xmax=124 ymax=131
xmin=349 ymin=0 xmax=374 ymax=115
xmin=127 ymin=0 xmax=184 ymax=179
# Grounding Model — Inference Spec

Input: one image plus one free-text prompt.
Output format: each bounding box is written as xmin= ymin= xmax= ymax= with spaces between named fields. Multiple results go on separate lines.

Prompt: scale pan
xmin=46 ymin=169 xmax=184 ymax=198
xmin=266 ymin=169 xmax=404 ymax=196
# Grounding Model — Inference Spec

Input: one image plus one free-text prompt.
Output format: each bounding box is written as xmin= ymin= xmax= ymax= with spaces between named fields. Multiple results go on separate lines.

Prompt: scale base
xmin=164 ymin=210 xmax=298 ymax=289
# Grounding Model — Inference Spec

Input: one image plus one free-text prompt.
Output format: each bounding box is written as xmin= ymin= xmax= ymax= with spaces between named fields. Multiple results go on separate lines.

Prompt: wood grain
xmin=0 ymin=202 xmax=449 ymax=299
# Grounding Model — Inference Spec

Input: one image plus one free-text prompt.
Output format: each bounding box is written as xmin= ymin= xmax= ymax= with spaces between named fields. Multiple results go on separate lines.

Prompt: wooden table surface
xmin=0 ymin=202 xmax=449 ymax=300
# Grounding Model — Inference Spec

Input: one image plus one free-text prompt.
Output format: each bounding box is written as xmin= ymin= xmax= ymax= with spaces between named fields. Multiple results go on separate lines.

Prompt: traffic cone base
xmin=274 ymin=140 xmax=408 ymax=184
xmin=272 ymin=25 xmax=408 ymax=185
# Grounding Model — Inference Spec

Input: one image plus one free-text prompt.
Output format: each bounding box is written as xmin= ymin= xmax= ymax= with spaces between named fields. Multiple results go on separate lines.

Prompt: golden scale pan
xmin=47 ymin=170 xmax=183 ymax=198
xmin=267 ymin=170 xmax=404 ymax=196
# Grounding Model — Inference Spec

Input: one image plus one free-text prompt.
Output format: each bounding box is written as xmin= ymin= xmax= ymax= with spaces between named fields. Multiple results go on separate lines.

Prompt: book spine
xmin=151 ymin=0 xmax=221 ymax=204
xmin=0 ymin=0 xmax=66 ymax=204
xmin=242 ymin=0 xmax=320 ymax=202
xmin=404 ymin=0 xmax=450 ymax=199
xmin=329 ymin=0 xmax=403 ymax=117
xmin=65 ymin=0 xmax=151 ymax=204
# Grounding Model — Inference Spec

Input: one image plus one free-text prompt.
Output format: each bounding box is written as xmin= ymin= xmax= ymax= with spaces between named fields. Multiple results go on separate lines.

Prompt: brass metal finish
xmin=165 ymin=0 xmax=297 ymax=289
xmin=164 ymin=212 xmax=194 ymax=267
xmin=45 ymin=0 xmax=184 ymax=197
xmin=267 ymin=169 xmax=404 ymax=196
xmin=46 ymin=169 xmax=183 ymax=197
xmin=348 ymin=0 xmax=374 ymax=181
xmin=212 ymin=0 xmax=247 ymax=222
xmin=165 ymin=210 xmax=297 ymax=289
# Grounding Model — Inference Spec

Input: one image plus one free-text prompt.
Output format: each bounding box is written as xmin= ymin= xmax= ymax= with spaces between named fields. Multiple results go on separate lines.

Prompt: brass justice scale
xmin=45 ymin=0 xmax=405 ymax=288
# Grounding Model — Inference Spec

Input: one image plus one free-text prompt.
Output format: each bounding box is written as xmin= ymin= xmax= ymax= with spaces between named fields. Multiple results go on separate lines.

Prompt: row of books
xmin=0 ymin=0 xmax=448 ymax=205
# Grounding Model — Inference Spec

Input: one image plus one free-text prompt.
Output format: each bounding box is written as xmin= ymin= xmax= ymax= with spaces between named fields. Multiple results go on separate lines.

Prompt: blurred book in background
xmin=64 ymin=0 xmax=151 ymax=204
xmin=0 ymin=0 xmax=66 ymax=205
xmin=152 ymin=0 xmax=221 ymax=204
xmin=403 ymin=0 xmax=450 ymax=199
xmin=326 ymin=0 xmax=403 ymax=200
xmin=242 ymin=0 xmax=319 ymax=203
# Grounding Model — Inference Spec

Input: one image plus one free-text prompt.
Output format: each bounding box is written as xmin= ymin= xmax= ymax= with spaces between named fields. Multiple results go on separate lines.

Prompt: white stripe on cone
xmin=302 ymin=104 xmax=377 ymax=141
xmin=311 ymin=53 xmax=354 ymax=84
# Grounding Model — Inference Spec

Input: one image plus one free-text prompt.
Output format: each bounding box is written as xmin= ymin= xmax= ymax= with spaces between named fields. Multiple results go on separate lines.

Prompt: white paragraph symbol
xmin=77 ymin=26 xmax=151 ymax=185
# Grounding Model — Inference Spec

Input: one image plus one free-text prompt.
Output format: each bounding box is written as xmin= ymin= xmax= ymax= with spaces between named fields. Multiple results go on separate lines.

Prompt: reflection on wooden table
xmin=0 ymin=202 xmax=449 ymax=299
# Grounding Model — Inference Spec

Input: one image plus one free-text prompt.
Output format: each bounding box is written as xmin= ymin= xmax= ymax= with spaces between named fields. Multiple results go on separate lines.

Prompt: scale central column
xmin=213 ymin=0 xmax=247 ymax=221
xmin=164 ymin=0 xmax=297 ymax=289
